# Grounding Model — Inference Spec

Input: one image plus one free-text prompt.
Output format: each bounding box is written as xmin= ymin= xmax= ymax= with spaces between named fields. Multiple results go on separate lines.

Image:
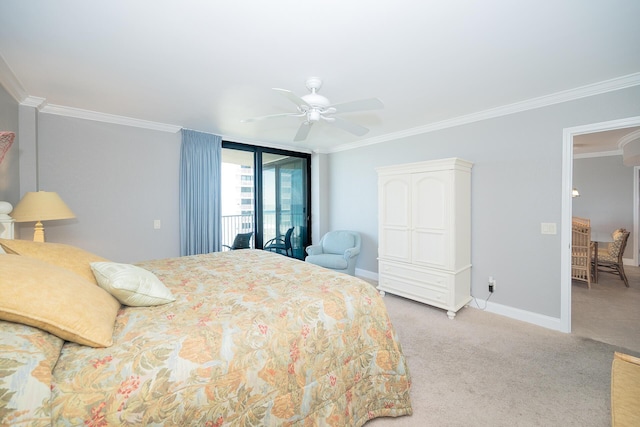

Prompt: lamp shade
xmin=11 ymin=191 xmax=75 ymax=223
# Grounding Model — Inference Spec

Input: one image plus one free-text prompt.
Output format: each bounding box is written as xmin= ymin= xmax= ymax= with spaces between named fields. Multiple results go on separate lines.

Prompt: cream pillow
xmin=90 ymin=262 xmax=175 ymax=307
xmin=0 ymin=238 xmax=108 ymax=285
xmin=0 ymin=255 xmax=120 ymax=347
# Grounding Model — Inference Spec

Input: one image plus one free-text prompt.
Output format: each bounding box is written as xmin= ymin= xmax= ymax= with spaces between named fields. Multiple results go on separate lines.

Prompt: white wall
xmin=26 ymin=114 xmax=181 ymax=263
xmin=327 ymin=85 xmax=640 ymax=320
xmin=573 ymin=155 xmax=634 ymax=259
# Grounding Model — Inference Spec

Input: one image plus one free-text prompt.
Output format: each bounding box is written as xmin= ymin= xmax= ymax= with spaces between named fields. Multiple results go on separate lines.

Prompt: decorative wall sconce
xmin=0 ymin=131 xmax=15 ymax=164
xmin=572 ymin=188 xmax=580 ymax=198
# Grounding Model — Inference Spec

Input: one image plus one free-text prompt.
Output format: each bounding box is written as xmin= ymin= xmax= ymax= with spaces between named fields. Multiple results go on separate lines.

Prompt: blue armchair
xmin=305 ymin=230 xmax=361 ymax=276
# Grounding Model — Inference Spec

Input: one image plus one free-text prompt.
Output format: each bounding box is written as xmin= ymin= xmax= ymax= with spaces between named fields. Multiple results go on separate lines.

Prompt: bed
xmin=0 ymin=236 xmax=412 ymax=426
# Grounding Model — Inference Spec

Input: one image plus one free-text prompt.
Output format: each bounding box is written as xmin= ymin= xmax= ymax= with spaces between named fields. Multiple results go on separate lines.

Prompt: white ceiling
xmin=0 ymin=1 xmax=639 ymax=154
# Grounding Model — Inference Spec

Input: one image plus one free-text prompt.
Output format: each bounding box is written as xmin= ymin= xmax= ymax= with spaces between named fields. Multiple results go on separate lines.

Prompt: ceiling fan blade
xmin=241 ymin=112 xmax=303 ymax=123
xmin=327 ymin=116 xmax=370 ymax=136
xmin=293 ymin=122 xmax=313 ymax=141
xmin=329 ymin=97 xmax=384 ymax=114
xmin=273 ymin=88 xmax=310 ymax=108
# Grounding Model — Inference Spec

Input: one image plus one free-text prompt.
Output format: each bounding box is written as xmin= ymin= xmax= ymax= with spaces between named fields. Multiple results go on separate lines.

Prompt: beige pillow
xmin=0 ymin=238 xmax=108 ymax=285
xmin=0 ymin=255 xmax=120 ymax=347
xmin=91 ymin=262 xmax=176 ymax=307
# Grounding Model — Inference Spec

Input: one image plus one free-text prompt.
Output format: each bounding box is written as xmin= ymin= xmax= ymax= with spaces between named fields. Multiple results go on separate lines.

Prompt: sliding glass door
xmin=221 ymin=142 xmax=310 ymax=259
xmin=262 ymin=154 xmax=308 ymax=259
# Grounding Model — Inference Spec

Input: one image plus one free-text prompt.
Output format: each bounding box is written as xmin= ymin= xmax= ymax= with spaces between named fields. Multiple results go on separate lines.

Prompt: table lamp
xmin=10 ymin=191 xmax=75 ymax=242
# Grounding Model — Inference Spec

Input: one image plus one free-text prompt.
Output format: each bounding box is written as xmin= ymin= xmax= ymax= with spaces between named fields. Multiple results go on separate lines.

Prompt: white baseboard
xmin=467 ymin=298 xmax=565 ymax=332
xmin=359 ymin=266 xmax=567 ymax=333
xmin=355 ymin=268 xmax=378 ymax=282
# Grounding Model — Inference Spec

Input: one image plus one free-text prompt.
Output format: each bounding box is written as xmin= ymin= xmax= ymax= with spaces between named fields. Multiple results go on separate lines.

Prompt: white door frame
xmin=561 ymin=116 xmax=640 ymax=333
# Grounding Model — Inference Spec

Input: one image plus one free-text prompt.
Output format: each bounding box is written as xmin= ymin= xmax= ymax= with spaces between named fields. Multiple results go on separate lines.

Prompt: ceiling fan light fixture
xmin=242 ymin=77 xmax=384 ymax=142
xmin=308 ymin=109 xmax=321 ymax=122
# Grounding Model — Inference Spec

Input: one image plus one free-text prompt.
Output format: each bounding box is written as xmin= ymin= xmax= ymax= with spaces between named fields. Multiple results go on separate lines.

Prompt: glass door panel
xmin=262 ymin=153 xmax=308 ymax=259
xmin=221 ymin=148 xmax=255 ymax=249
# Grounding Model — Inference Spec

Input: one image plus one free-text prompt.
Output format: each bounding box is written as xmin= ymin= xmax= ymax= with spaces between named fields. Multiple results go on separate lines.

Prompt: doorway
xmin=561 ymin=116 xmax=640 ymax=333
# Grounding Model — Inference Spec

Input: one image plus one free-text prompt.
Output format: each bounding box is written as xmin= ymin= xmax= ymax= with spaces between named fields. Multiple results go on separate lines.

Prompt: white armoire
xmin=377 ymin=158 xmax=473 ymax=319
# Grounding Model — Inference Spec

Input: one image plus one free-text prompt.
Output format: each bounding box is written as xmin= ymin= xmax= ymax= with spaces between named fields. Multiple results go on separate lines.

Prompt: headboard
xmin=0 ymin=201 xmax=14 ymax=240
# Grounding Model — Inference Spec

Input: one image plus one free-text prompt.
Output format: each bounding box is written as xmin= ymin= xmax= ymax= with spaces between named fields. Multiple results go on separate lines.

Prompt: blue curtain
xmin=179 ymin=129 xmax=222 ymax=256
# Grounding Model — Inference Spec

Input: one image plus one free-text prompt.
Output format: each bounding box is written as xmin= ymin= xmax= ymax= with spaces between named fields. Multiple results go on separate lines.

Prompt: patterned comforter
xmin=1 ymin=250 xmax=411 ymax=426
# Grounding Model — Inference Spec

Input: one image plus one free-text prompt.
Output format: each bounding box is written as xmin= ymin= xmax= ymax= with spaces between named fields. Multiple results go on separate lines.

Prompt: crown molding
xmin=327 ymin=72 xmax=640 ymax=153
xmin=618 ymin=129 xmax=640 ymax=149
xmin=573 ymin=150 xmax=622 ymax=159
xmin=40 ymin=104 xmax=182 ymax=133
xmin=20 ymin=96 xmax=46 ymax=108
xmin=0 ymin=52 xmax=27 ymax=103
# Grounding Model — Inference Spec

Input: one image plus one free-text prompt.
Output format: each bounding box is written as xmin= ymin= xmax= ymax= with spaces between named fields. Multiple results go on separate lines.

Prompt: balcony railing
xmin=222 ymin=215 xmax=254 ymax=248
xmin=222 ymin=212 xmax=306 ymax=258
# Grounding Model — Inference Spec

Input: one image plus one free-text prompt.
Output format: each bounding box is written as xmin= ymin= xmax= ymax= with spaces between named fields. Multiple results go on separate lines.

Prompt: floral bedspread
xmin=4 ymin=250 xmax=412 ymax=426
xmin=0 ymin=321 xmax=64 ymax=427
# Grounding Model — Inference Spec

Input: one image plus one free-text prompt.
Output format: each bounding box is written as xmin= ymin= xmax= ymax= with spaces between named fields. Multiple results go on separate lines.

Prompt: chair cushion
xmin=306 ymin=254 xmax=348 ymax=270
xmin=607 ymin=229 xmax=626 ymax=258
xmin=322 ymin=232 xmax=355 ymax=255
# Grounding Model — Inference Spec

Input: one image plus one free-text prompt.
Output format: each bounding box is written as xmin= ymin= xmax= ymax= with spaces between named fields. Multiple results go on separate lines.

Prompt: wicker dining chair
xmin=611 ymin=352 xmax=640 ymax=426
xmin=593 ymin=228 xmax=630 ymax=287
xmin=571 ymin=223 xmax=592 ymax=288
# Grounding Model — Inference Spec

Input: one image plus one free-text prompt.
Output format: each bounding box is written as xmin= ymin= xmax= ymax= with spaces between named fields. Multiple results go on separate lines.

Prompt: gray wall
xmin=327 ymin=85 xmax=640 ymax=319
xmin=24 ymin=114 xmax=181 ymax=262
xmin=0 ymin=84 xmax=19 ymax=203
xmin=573 ymin=155 xmax=634 ymax=259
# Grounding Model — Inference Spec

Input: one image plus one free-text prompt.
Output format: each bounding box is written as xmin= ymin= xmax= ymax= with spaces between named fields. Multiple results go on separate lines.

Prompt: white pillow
xmin=90 ymin=262 xmax=175 ymax=307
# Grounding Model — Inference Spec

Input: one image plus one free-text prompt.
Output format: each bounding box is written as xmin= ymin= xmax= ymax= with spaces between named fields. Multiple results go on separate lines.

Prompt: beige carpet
xmin=362 ymin=266 xmax=640 ymax=426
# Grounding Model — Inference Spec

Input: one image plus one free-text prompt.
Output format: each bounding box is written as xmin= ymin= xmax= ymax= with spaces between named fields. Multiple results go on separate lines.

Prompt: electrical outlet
xmin=488 ymin=276 xmax=496 ymax=293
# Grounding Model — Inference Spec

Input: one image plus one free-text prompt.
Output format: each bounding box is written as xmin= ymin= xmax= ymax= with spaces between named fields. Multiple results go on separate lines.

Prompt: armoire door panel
xmin=380 ymin=177 xmax=411 ymax=227
xmin=413 ymin=230 xmax=449 ymax=267
xmin=380 ymin=229 xmax=412 ymax=261
xmin=412 ymin=173 xmax=448 ymax=230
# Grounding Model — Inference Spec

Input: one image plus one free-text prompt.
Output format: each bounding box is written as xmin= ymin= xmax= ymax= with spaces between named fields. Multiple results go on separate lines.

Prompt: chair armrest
xmin=306 ymin=245 xmax=322 ymax=256
xmin=264 ymin=237 xmax=279 ymax=246
xmin=344 ymin=246 xmax=360 ymax=259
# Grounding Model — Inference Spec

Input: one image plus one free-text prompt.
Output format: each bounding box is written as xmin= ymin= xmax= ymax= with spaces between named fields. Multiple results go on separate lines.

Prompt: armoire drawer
xmin=379 ymin=261 xmax=451 ymax=291
xmin=378 ymin=274 xmax=449 ymax=306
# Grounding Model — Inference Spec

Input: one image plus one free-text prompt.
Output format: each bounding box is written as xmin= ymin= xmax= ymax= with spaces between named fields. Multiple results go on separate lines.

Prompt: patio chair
xmin=264 ymin=227 xmax=294 ymax=257
xmin=222 ymin=232 xmax=253 ymax=251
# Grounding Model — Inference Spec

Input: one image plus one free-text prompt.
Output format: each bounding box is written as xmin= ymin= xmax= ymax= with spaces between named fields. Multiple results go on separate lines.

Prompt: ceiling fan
xmin=242 ymin=77 xmax=384 ymax=142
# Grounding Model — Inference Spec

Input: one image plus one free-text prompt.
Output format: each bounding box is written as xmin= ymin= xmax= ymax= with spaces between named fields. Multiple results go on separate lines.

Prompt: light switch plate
xmin=541 ymin=222 xmax=557 ymax=235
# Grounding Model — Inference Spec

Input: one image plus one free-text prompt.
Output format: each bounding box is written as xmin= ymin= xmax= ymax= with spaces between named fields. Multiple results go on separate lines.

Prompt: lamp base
xmin=33 ymin=221 xmax=45 ymax=242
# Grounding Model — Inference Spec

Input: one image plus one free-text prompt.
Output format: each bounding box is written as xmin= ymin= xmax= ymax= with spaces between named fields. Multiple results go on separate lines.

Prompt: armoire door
xmin=378 ymin=174 xmax=412 ymax=262
xmin=412 ymin=170 xmax=452 ymax=269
